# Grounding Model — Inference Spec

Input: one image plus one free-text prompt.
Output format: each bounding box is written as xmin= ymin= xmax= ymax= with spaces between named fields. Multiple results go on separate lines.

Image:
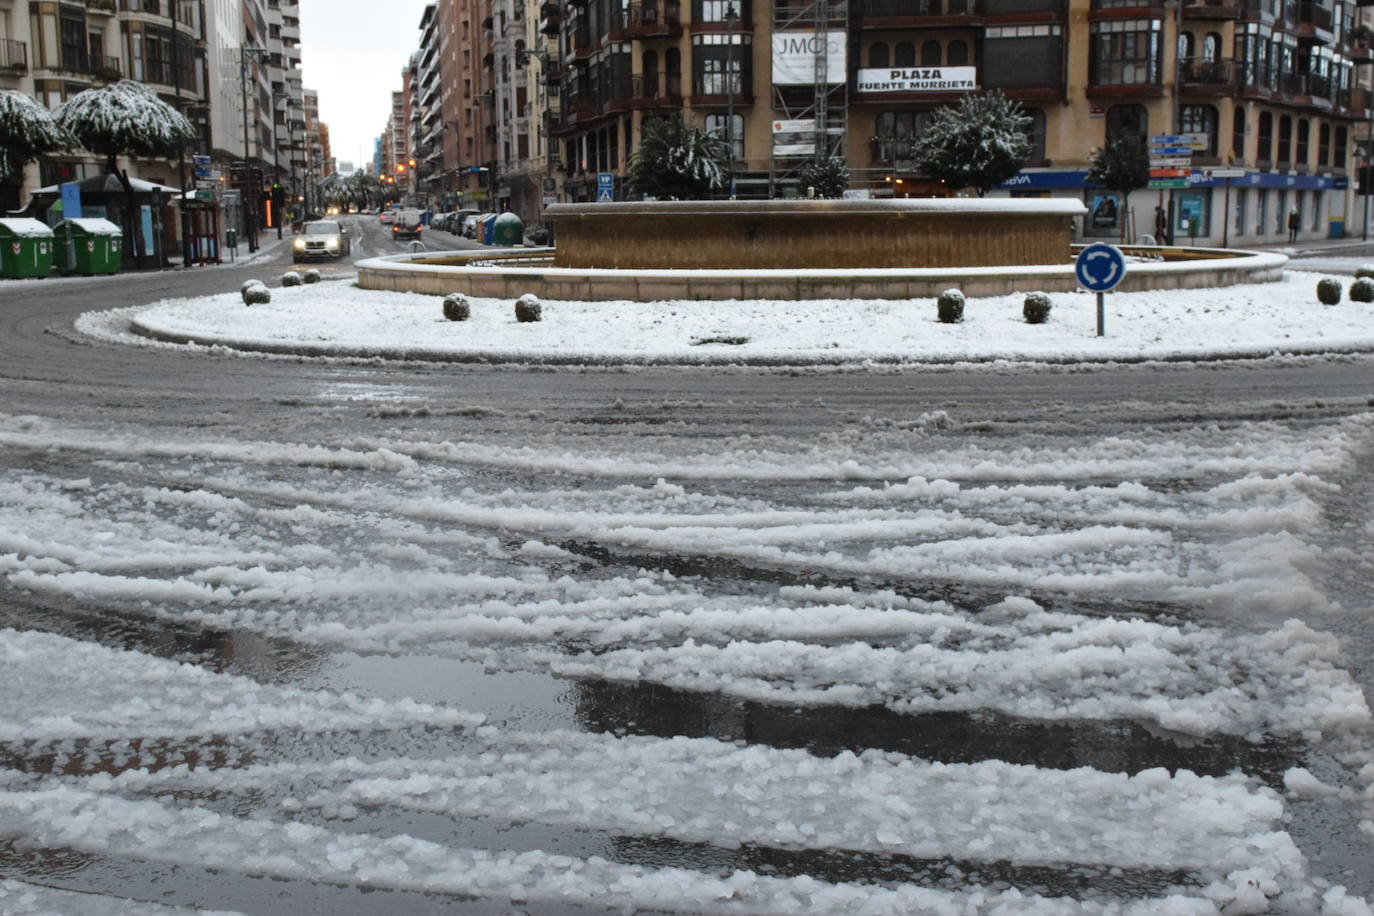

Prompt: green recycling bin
xmin=0 ymin=218 xmax=55 ymax=279
xmin=492 ymin=212 xmax=524 ymax=246
xmin=54 ymin=218 xmax=123 ymax=275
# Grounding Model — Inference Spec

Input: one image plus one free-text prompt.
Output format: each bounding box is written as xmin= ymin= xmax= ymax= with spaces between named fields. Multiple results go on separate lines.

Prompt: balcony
xmin=855 ymin=0 xmax=979 ymax=21
xmin=1296 ymin=1 xmax=1333 ymax=40
xmin=1178 ymin=57 xmax=1238 ymax=93
xmin=0 ymin=39 xmax=27 ymax=75
xmin=88 ymin=55 xmax=125 ymax=82
xmin=628 ymin=70 xmax=682 ymax=107
xmin=1351 ymin=41 xmax=1374 ymax=63
xmin=1181 ymin=0 xmax=1240 ymax=17
xmin=623 ymin=0 xmax=682 ymax=37
xmin=539 ymin=0 xmax=561 ymax=34
xmin=85 ymin=0 xmax=117 ymax=15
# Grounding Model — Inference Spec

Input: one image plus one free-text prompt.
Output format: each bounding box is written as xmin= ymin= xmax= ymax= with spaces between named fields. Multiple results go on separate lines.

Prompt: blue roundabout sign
xmin=1075 ymin=243 xmax=1128 ymax=293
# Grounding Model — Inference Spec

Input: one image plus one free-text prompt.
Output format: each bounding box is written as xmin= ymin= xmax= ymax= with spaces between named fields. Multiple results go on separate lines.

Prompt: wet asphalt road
xmin=2 ymin=225 xmax=1374 ymax=912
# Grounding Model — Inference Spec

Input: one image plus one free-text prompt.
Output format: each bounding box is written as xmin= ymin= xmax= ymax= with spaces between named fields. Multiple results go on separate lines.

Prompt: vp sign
xmin=1075 ymin=243 xmax=1127 ymax=337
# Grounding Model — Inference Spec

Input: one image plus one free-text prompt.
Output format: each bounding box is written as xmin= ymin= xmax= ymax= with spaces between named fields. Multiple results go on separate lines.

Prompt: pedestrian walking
xmin=1288 ymin=207 xmax=1300 ymax=243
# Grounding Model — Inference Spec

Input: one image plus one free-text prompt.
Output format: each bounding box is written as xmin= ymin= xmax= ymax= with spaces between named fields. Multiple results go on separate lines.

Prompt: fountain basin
xmin=544 ymin=198 xmax=1086 ymax=270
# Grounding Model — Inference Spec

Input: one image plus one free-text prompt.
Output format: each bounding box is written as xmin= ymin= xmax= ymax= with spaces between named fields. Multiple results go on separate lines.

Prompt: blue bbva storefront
xmin=992 ymin=169 xmax=1351 ymax=244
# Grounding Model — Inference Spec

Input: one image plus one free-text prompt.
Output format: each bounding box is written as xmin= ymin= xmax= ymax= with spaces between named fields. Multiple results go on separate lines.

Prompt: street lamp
xmin=724 ymin=1 xmax=739 ymax=200
xmin=239 ymin=44 xmax=271 ymax=252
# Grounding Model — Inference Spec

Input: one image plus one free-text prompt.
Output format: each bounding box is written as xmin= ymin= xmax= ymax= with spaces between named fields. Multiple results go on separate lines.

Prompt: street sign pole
xmin=1075 ymin=243 xmax=1128 ymax=338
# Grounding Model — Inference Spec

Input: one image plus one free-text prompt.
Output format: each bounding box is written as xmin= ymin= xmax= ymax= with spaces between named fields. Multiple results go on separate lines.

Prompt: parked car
xmin=292 ymin=219 xmax=351 ymax=262
xmin=449 ymin=209 xmax=480 ymax=234
xmin=379 ymin=211 xmax=396 ymax=225
xmin=391 ymin=208 xmax=424 ymax=241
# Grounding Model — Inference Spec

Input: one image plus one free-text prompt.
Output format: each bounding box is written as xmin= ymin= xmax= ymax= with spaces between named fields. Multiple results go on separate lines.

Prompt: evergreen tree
xmin=910 ymin=91 xmax=1031 ymax=196
xmin=1086 ymin=132 xmax=1150 ymax=241
xmin=799 ymin=156 xmax=850 ymax=199
xmin=55 ymin=81 xmax=195 ymax=268
xmin=0 ymin=90 xmax=73 ymax=183
xmin=628 ymin=116 xmax=726 ymax=200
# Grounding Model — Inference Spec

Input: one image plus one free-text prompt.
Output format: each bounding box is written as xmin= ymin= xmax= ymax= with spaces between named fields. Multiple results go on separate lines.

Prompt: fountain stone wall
xmin=545 ymin=198 xmax=1087 ymax=270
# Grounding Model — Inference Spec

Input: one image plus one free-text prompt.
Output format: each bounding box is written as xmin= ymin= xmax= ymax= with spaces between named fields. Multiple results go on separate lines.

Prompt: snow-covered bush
xmin=241 ymin=279 xmax=263 ymax=293
xmin=280 ymin=271 xmax=303 ymax=287
xmin=937 ymin=289 xmax=965 ymax=324
xmin=1317 ymin=278 xmax=1342 ymax=305
xmin=302 ymin=269 xmax=322 ymax=284
xmin=1023 ymin=291 xmax=1052 ymax=324
xmin=1351 ymin=277 xmax=1374 ymax=303
xmin=1355 ymin=264 xmax=1374 ymax=280
xmin=515 ymin=293 xmax=542 ymax=323
xmin=442 ymin=293 xmax=471 ymax=321
xmin=241 ymin=283 xmax=270 ymax=306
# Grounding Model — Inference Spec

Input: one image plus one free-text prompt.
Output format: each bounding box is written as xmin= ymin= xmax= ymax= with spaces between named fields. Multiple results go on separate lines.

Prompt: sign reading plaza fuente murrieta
xmin=857 ymin=67 xmax=978 ymax=93
xmin=771 ymin=31 xmax=847 ymax=85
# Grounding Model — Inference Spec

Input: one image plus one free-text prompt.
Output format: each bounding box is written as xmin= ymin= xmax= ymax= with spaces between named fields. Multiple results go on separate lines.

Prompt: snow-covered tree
xmin=628 ymin=116 xmax=726 ymax=201
xmin=799 ymin=156 xmax=849 ymax=199
xmin=0 ymin=90 xmax=72 ymax=182
xmin=910 ymin=91 xmax=1031 ymax=197
xmin=1086 ymin=132 xmax=1150 ymax=241
xmin=55 ymin=80 xmax=195 ymax=267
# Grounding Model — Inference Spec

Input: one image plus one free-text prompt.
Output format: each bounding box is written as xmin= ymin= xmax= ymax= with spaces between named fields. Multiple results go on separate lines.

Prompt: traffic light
xmin=1359 ymin=165 xmax=1374 ymax=196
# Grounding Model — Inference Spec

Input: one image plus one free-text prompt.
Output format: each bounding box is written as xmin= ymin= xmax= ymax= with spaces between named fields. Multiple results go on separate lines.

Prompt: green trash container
xmin=0 ymin=218 xmax=56 ymax=279
xmin=492 ymin=212 xmax=524 ymax=246
xmin=54 ymin=218 xmax=123 ymax=275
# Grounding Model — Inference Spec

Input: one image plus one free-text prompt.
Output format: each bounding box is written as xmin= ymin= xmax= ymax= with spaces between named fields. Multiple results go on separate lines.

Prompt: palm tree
xmin=55 ymin=81 xmax=195 ymax=268
xmin=627 ymin=116 xmax=726 ymax=200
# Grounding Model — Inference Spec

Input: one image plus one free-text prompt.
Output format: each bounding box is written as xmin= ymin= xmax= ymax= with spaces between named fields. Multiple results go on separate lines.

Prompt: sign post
xmin=1075 ymin=243 xmax=1128 ymax=337
xmin=596 ymin=172 xmax=615 ymax=203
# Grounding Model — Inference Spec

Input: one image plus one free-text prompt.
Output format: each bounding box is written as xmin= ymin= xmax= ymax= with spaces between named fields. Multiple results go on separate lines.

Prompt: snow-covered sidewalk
xmin=99 ymin=269 xmax=1374 ymax=365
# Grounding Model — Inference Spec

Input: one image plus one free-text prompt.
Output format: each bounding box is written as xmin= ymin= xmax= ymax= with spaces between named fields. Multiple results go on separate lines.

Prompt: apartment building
xmin=531 ymin=0 xmax=1370 ymax=245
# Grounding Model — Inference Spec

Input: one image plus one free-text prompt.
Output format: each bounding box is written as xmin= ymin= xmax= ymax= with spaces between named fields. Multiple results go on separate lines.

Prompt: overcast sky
xmin=298 ymin=0 xmax=432 ymax=173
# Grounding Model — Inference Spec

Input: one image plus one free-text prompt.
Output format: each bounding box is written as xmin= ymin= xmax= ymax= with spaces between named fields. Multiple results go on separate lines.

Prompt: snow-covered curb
xmin=103 ymin=269 xmax=1374 ymax=367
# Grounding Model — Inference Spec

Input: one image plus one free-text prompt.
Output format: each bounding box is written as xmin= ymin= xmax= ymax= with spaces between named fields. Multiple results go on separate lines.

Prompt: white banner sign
xmin=773 ymin=143 xmax=817 ymax=156
xmin=772 ymin=118 xmax=815 ymax=134
xmin=772 ymin=31 xmax=847 ymax=86
xmin=857 ymin=67 xmax=977 ymax=93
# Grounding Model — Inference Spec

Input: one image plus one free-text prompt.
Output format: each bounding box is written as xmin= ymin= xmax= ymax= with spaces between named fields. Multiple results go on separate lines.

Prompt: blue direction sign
xmin=596 ymin=172 xmax=615 ymax=202
xmin=1076 ymin=242 xmax=1128 ymax=292
xmin=1150 ymin=146 xmax=1194 ymax=156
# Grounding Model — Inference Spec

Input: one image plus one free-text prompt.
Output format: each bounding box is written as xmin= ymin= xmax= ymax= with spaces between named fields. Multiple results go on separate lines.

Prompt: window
xmin=693 ymin=0 xmax=748 ymax=23
xmin=1203 ymin=32 xmax=1221 ymax=61
xmin=895 ymin=42 xmax=915 ymax=67
xmin=1257 ymin=111 xmax=1273 ymax=163
xmin=921 ymin=41 xmax=941 ymax=66
xmin=1318 ymin=122 xmax=1330 ymax=166
xmin=61 ymin=15 xmax=87 ymax=72
xmin=643 ymin=49 xmax=659 ymax=97
xmin=874 ymin=110 xmax=922 ymax=162
xmin=869 ymin=42 xmax=889 ymax=67
xmin=1106 ymin=104 xmax=1147 ymax=142
xmin=1335 ymin=125 xmax=1348 ymax=166
xmin=1275 ymin=189 xmax=1286 ymax=234
xmin=1277 ymin=114 xmax=1292 ymax=164
xmin=1023 ymin=107 xmax=1046 ymax=160
xmin=1256 ymin=188 xmax=1267 ymax=235
xmin=705 ymin=113 xmax=743 ymax=160
xmin=983 ymin=25 xmax=1062 ymax=90
xmin=947 ymin=40 xmax=968 ymax=66
xmin=691 ymin=34 xmax=750 ymax=96
xmin=1177 ymin=31 xmax=1194 ymax=61
xmin=1234 ymin=187 xmax=1246 ymax=237
xmin=1311 ymin=191 xmax=1322 ymax=230
xmin=1232 ymin=106 xmax=1245 ymax=162
xmin=1090 ymin=19 xmax=1160 ymax=86
xmin=1296 ymin=119 xmax=1309 ymax=166
xmin=1179 ymin=104 xmax=1218 ymax=156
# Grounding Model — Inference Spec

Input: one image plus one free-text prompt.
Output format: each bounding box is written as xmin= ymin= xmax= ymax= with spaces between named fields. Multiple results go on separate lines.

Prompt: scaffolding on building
xmin=768 ymin=0 xmax=848 ymax=198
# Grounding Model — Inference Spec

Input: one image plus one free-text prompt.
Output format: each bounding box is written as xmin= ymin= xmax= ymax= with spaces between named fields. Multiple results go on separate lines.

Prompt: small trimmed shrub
xmin=1023 ymin=291 xmax=1052 ymax=324
xmin=442 ymin=292 xmax=471 ymax=321
xmin=242 ymin=283 xmax=270 ymax=306
xmin=515 ymin=293 xmax=542 ymax=323
xmin=241 ymin=279 xmax=263 ymax=293
xmin=280 ymin=271 xmax=303 ymax=287
xmin=1352 ymin=277 xmax=1374 ymax=303
xmin=524 ymin=225 xmax=550 ymax=246
xmin=1317 ymin=277 xmax=1342 ymax=305
xmin=937 ymin=288 xmax=964 ymax=324
xmin=302 ymin=269 xmax=322 ymax=284
xmin=1356 ymin=264 xmax=1374 ymax=280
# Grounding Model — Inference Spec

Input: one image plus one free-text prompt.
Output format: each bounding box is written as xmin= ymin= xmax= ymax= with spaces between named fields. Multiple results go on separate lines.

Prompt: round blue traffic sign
xmin=1075 ymin=243 xmax=1128 ymax=293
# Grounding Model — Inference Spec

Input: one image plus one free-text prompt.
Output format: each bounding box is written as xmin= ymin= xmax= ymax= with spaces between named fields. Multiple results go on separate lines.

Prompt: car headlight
xmin=325 ymin=237 xmax=340 ymax=250
xmin=293 ymin=238 xmax=305 ymax=249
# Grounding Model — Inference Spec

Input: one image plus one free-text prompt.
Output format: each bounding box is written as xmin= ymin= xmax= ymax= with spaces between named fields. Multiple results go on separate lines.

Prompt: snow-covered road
xmin=2 ymin=241 xmax=1374 ymax=913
